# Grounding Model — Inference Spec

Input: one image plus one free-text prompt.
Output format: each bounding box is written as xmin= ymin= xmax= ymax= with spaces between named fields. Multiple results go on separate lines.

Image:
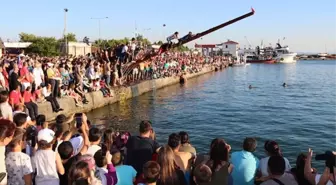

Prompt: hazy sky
xmin=1 ymin=0 xmax=335 ymax=53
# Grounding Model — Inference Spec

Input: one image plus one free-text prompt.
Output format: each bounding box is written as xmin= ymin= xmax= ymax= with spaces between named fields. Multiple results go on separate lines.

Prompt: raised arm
xmin=304 ymin=148 xmax=317 ymax=185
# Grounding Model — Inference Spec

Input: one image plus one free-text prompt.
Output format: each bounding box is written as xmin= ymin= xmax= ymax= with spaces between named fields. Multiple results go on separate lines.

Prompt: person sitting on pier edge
xmin=125 ymin=121 xmax=160 ymax=180
xmin=260 ymin=156 xmax=298 ymax=185
xmin=231 ymin=137 xmax=259 ymax=185
xmin=195 ymin=138 xmax=233 ymax=185
xmin=168 ymin=133 xmax=194 ymax=184
xmin=157 ymin=145 xmax=187 ymax=185
xmin=168 ymin=133 xmax=194 ymax=172
xmin=256 ymin=140 xmax=292 ymax=182
xmin=178 ymin=131 xmax=196 ymax=155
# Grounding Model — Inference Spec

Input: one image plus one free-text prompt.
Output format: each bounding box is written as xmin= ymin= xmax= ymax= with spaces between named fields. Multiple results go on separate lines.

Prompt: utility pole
xmin=91 ymin=17 xmax=108 ymax=45
xmin=64 ymin=8 xmax=68 ymax=56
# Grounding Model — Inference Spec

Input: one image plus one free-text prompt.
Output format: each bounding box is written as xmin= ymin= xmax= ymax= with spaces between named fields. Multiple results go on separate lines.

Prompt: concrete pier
xmin=38 ymin=65 xmax=226 ymax=121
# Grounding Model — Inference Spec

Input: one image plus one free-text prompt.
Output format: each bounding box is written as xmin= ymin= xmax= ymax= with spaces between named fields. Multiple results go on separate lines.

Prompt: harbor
xmin=86 ymin=59 xmax=336 ymax=171
xmin=0 ymin=1 xmax=335 ymax=185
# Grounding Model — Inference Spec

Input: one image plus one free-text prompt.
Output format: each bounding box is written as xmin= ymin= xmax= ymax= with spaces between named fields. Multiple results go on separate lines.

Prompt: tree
xmin=60 ymin=33 xmax=77 ymax=42
xmin=135 ymin=34 xmax=151 ymax=47
xmin=19 ymin=33 xmax=60 ymax=56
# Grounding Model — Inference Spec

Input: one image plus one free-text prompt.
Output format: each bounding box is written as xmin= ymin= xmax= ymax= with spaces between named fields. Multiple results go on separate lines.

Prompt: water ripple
xmin=87 ymin=60 xmax=336 ymax=170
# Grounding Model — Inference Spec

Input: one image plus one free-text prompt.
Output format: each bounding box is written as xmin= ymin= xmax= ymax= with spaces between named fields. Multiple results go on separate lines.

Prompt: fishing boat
xmin=246 ymin=55 xmax=276 ymax=64
xmin=274 ymin=43 xmax=297 ymax=63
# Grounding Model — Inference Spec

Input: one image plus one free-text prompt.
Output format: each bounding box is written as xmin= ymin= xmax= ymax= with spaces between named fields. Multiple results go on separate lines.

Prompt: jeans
xmin=45 ymin=96 xmax=60 ymax=112
xmin=105 ymin=75 xmax=111 ymax=86
xmin=24 ymin=101 xmax=38 ymax=121
xmin=49 ymin=79 xmax=60 ymax=97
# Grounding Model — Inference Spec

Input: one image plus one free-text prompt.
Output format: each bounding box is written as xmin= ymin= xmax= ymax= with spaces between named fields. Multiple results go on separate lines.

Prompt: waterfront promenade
xmin=38 ymin=64 xmax=226 ymax=121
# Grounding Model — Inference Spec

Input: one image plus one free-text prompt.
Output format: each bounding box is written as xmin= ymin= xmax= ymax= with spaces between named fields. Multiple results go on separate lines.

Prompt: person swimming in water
xmin=249 ymin=85 xmax=253 ymax=89
xmin=283 ymin=83 xmax=287 ymax=87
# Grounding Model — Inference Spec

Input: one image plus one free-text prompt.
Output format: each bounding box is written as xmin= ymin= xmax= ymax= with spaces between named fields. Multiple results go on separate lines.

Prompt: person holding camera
xmin=304 ymin=148 xmax=336 ymax=185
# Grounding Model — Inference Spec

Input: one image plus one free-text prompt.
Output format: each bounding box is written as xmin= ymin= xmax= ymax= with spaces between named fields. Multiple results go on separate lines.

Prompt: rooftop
xmin=223 ymin=40 xmax=239 ymax=45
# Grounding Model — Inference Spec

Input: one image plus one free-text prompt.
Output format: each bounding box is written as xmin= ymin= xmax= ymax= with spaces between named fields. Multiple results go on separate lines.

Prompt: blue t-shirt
xmin=116 ymin=165 xmax=137 ymax=185
xmin=231 ymin=150 xmax=259 ymax=185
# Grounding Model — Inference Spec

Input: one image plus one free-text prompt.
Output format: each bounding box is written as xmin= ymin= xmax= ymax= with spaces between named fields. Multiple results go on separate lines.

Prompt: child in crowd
xmin=22 ymin=86 xmax=38 ymax=121
xmin=13 ymin=104 xmax=32 ymax=123
xmin=68 ymin=83 xmax=84 ymax=107
xmin=32 ymin=128 xmax=65 ymax=185
xmin=76 ymin=155 xmax=104 ymax=185
xmin=69 ymin=161 xmax=99 ymax=185
xmin=33 ymin=86 xmax=46 ymax=103
xmin=112 ymin=151 xmax=137 ymax=185
xmin=99 ymin=79 xmax=112 ymax=97
xmin=137 ymin=161 xmax=161 ymax=185
xmin=92 ymin=78 xmax=101 ymax=92
xmin=36 ymin=114 xmax=48 ymax=132
xmin=192 ymin=164 xmax=212 ymax=185
xmin=93 ymin=149 xmax=118 ymax=185
xmin=5 ymin=128 xmax=33 ymax=185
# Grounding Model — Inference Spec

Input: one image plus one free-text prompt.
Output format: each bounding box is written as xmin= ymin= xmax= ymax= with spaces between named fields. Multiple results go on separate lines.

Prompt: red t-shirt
xmin=23 ymin=91 xmax=32 ymax=103
xmin=33 ymin=89 xmax=40 ymax=100
xmin=20 ymin=67 xmax=31 ymax=83
xmin=9 ymin=90 xmax=22 ymax=105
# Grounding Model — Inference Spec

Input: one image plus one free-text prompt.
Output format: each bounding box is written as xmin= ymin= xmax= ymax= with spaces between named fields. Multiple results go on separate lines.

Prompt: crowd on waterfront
xmin=0 ymin=42 xmax=227 ymax=120
xmin=0 ymin=114 xmax=335 ymax=185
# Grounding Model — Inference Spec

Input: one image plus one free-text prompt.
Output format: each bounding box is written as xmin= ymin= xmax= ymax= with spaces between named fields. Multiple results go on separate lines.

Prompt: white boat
xmin=232 ymin=54 xmax=249 ymax=67
xmin=318 ymin=53 xmax=328 ymax=57
xmin=274 ymin=44 xmax=297 ymax=63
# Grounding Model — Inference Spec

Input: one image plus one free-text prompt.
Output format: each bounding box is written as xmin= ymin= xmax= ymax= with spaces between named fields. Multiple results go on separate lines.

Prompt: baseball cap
xmin=38 ymin=128 xmax=55 ymax=143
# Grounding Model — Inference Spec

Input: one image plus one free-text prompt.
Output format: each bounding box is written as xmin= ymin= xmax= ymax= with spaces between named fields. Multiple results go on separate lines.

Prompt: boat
xmin=241 ymin=44 xmax=276 ymax=64
xmin=232 ymin=54 xmax=250 ymax=67
xmin=246 ymin=56 xmax=276 ymax=64
xmin=274 ymin=43 xmax=297 ymax=63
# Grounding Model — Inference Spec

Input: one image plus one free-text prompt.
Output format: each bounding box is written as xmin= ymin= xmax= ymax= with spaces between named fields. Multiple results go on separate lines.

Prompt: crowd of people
xmin=0 ymin=115 xmax=335 ymax=185
xmin=0 ymin=41 xmax=227 ymax=117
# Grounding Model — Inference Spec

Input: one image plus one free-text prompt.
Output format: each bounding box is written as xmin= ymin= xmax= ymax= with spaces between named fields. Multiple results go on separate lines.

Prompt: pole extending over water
xmin=122 ymin=8 xmax=255 ymax=76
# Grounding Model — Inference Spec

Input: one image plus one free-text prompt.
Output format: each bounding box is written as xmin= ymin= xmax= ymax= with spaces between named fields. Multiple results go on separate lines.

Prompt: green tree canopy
xmin=59 ymin=33 xmax=77 ymax=42
xmin=19 ymin=32 xmax=60 ymax=56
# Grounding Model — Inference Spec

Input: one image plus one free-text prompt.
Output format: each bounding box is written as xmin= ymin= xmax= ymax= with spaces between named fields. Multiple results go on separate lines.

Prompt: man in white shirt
xmin=120 ymin=44 xmax=129 ymax=63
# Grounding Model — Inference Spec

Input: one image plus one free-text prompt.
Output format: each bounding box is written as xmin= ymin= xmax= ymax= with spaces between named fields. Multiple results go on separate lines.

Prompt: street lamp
xmin=91 ymin=17 xmax=109 ymax=42
xmin=64 ymin=8 xmax=68 ymax=55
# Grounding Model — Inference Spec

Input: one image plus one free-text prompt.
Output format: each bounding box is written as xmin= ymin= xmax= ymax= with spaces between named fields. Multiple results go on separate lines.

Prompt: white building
xmin=60 ymin=42 xmax=92 ymax=56
xmin=221 ymin=40 xmax=239 ymax=57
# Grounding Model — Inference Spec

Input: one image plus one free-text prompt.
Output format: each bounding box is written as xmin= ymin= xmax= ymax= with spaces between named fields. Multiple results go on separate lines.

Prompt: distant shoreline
xmin=297 ymin=58 xmax=336 ymax=61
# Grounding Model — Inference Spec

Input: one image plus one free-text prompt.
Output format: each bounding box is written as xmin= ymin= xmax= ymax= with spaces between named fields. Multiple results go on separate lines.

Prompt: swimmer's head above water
xmin=283 ymin=83 xmax=287 ymax=87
